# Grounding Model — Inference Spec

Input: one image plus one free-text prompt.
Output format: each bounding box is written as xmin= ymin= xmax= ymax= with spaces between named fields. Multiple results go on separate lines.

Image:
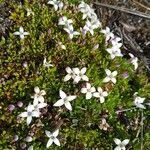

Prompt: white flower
xmin=73 ymin=67 xmax=89 ymax=83
xmin=129 ymin=53 xmax=138 ymax=70
xmin=28 ymin=145 xmax=33 ymax=150
xmin=78 ymin=1 xmax=97 ymax=20
xmin=26 ymin=8 xmax=34 ymax=16
xmin=93 ymin=87 xmax=108 ymax=103
xmin=64 ymin=67 xmax=75 ymax=82
xmin=106 ymin=46 xmax=123 ymax=59
xmin=43 ymin=57 xmax=53 ymax=67
xmin=101 ymin=27 xmax=114 ymax=42
xmin=53 ymin=90 xmax=76 ymax=111
xmin=99 ymin=118 xmax=110 ymax=130
xmin=47 ymin=0 xmax=63 ymax=11
xmin=19 ymin=104 xmax=39 ymax=125
xmin=103 ymin=69 xmax=117 ymax=84
xmin=31 ymin=86 xmax=46 ymax=104
xmin=134 ymin=96 xmax=146 ymax=109
xmin=58 ymin=16 xmax=73 ymax=27
xmin=13 ymin=26 xmax=29 ymax=39
xmin=111 ymin=37 xmax=122 ymax=45
xmin=81 ymin=83 xmax=96 ymax=99
xmin=25 ymin=136 xmax=32 ymax=142
xmin=45 ymin=129 xmax=60 ymax=147
xmin=114 ymin=138 xmax=129 ymax=150
xmin=83 ymin=20 xmax=96 ymax=35
xmin=64 ymin=25 xmax=80 ymax=39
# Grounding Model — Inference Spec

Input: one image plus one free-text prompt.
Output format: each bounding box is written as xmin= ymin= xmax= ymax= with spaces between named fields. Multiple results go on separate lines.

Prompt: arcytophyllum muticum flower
xmin=93 ymin=87 xmax=108 ymax=103
xmin=26 ymin=8 xmax=34 ymax=16
xmin=106 ymin=45 xmax=123 ymax=59
xmin=53 ymin=90 xmax=76 ymax=111
xmin=64 ymin=25 xmax=80 ymax=39
xmin=13 ymin=26 xmax=29 ymax=39
xmin=28 ymin=145 xmax=33 ymax=150
xmin=99 ymin=118 xmax=110 ymax=131
xmin=114 ymin=138 xmax=129 ymax=150
xmin=101 ymin=27 xmax=114 ymax=42
xmin=31 ymin=86 xmax=46 ymax=104
xmin=58 ymin=16 xmax=73 ymax=28
xmin=19 ymin=104 xmax=40 ymax=125
xmin=78 ymin=1 xmax=97 ymax=20
xmin=103 ymin=69 xmax=118 ymax=84
xmin=43 ymin=57 xmax=53 ymax=67
xmin=81 ymin=83 xmax=96 ymax=99
xmin=47 ymin=0 xmax=63 ymax=11
xmin=129 ymin=53 xmax=138 ymax=70
xmin=73 ymin=67 xmax=89 ymax=83
xmin=134 ymin=95 xmax=146 ymax=109
xmin=64 ymin=67 xmax=76 ymax=82
xmin=45 ymin=129 xmax=60 ymax=147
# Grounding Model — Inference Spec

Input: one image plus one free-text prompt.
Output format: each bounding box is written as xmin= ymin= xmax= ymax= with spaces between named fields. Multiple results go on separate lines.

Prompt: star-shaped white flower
xmin=64 ymin=25 xmax=80 ymax=39
xmin=81 ymin=83 xmax=96 ymax=99
xmin=43 ymin=57 xmax=53 ymax=67
xmin=13 ymin=26 xmax=29 ymax=39
xmin=47 ymin=0 xmax=63 ymax=11
xmin=114 ymin=138 xmax=129 ymax=150
xmin=78 ymin=1 xmax=97 ymax=20
xmin=58 ymin=16 xmax=73 ymax=27
xmin=31 ymin=86 xmax=46 ymax=105
xmin=45 ymin=129 xmax=60 ymax=147
xmin=103 ymin=69 xmax=118 ymax=84
xmin=93 ymin=87 xmax=108 ymax=103
xmin=101 ymin=27 xmax=114 ymax=42
xmin=129 ymin=53 xmax=138 ymax=70
xmin=26 ymin=8 xmax=34 ymax=16
xmin=106 ymin=45 xmax=123 ymax=59
xmin=64 ymin=67 xmax=75 ymax=82
xmin=19 ymin=104 xmax=39 ymax=125
xmin=134 ymin=96 xmax=146 ymax=109
xmin=53 ymin=90 xmax=76 ymax=111
xmin=73 ymin=67 xmax=89 ymax=83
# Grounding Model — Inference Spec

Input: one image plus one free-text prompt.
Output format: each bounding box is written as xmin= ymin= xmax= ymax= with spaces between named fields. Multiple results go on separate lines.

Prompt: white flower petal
xmin=32 ymin=111 xmax=40 ymax=117
xmin=45 ymin=130 xmax=51 ymax=138
xmin=13 ymin=31 xmax=20 ymax=35
xmin=105 ymin=69 xmax=111 ymax=76
xmin=99 ymin=97 xmax=105 ymax=103
xmin=66 ymin=67 xmax=72 ymax=74
xmin=114 ymin=146 xmax=121 ymax=150
xmin=114 ymin=138 xmax=121 ymax=145
xmin=86 ymin=92 xmax=92 ymax=99
xmin=54 ymin=138 xmax=60 ymax=146
xmin=64 ymin=74 xmax=72 ymax=82
xmin=67 ymin=96 xmax=76 ymax=101
xmin=112 ymin=71 xmax=118 ymax=76
xmin=111 ymin=78 xmax=116 ymax=84
xmin=91 ymin=87 xmax=96 ymax=93
xmin=46 ymin=138 xmax=53 ymax=148
xmin=27 ymin=116 xmax=32 ymax=125
xmin=59 ymin=90 xmax=66 ymax=99
xmin=34 ymin=86 xmax=40 ymax=93
xmin=82 ymin=75 xmax=89 ymax=81
xmin=19 ymin=112 xmax=28 ymax=117
xmin=103 ymin=77 xmax=110 ymax=83
xmin=81 ymin=67 xmax=87 ymax=74
xmin=19 ymin=26 xmax=24 ymax=33
xmin=93 ymin=92 xmax=100 ymax=98
xmin=20 ymin=34 xmax=25 ymax=39
xmin=73 ymin=68 xmax=80 ymax=75
xmin=64 ymin=102 xmax=72 ymax=111
xmin=122 ymin=139 xmax=129 ymax=146
xmin=73 ymin=76 xmax=81 ymax=83
xmin=53 ymin=129 xmax=59 ymax=137
xmin=53 ymin=99 xmax=64 ymax=107
xmin=81 ymin=88 xmax=88 ymax=93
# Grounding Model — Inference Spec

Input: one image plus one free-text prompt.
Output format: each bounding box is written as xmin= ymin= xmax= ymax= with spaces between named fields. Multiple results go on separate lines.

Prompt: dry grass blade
xmin=93 ymin=1 xmax=150 ymax=19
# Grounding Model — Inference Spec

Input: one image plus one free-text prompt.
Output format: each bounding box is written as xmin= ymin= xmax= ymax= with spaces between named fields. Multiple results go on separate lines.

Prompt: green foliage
xmin=0 ymin=0 xmax=150 ymax=149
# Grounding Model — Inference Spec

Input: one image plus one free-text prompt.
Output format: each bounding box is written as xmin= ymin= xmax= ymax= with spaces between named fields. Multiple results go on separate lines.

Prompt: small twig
xmin=116 ymin=107 xmax=136 ymax=113
xmin=140 ymin=110 xmax=144 ymax=150
xmin=132 ymin=0 xmax=150 ymax=11
xmin=93 ymin=2 xmax=150 ymax=19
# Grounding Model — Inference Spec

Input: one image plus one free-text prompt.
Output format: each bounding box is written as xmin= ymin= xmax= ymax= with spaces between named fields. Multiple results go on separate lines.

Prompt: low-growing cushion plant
xmin=0 ymin=0 xmax=150 ymax=149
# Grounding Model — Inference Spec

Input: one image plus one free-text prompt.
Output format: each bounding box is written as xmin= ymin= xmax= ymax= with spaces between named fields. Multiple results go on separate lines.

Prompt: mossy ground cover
xmin=0 ymin=0 xmax=150 ymax=149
